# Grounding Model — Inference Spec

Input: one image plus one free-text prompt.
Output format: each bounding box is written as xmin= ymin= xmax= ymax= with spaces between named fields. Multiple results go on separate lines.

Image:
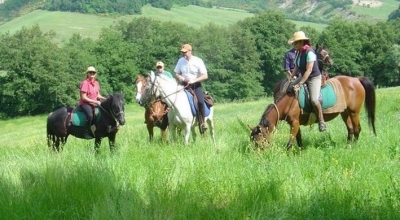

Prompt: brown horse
xmin=135 ymin=74 xmax=168 ymax=142
xmin=250 ymin=76 xmax=376 ymax=149
xmin=274 ymin=44 xmax=333 ymax=102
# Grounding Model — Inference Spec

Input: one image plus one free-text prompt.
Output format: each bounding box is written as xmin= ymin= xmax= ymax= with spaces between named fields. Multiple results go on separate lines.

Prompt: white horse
xmin=137 ymin=71 xmax=215 ymax=145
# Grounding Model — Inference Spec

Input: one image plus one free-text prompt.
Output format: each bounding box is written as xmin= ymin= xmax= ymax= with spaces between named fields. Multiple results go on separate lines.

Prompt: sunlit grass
xmin=0 ymin=87 xmax=399 ymax=218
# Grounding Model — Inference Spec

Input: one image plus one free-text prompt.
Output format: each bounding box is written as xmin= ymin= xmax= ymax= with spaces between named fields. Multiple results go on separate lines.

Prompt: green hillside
xmin=350 ymin=0 xmax=399 ymax=20
xmin=0 ymin=5 xmax=327 ymax=44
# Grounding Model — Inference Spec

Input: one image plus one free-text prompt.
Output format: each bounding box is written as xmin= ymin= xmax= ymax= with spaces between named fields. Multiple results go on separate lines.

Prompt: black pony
xmin=47 ymin=92 xmax=125 ymax=152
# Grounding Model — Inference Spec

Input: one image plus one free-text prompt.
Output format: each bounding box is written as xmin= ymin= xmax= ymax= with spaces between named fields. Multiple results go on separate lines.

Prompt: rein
xmin=98 ymin=99 xmax=123 ymax=127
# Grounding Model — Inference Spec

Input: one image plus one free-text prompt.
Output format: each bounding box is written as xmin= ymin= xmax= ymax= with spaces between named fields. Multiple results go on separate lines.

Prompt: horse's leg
xmin=94 ymin=137 xmax=102 ymax=153
xmin=147 ymin=123 xmax=154 ymax=142
xmin=108 ymin=132 xmax=117 ymax=153
xmin=286 ymin=121 xmax=300 ymax=150
xmin=341 ymin=111 xmax=354 ymax=142
xmin=191 ymin=126 xmax=197 ymax=142
xmin=207 ymin=118 xmax=216 ymax=145
xmin=295 ymin=128 xmax=303 ymax=148
xmin=55 ymin=137 xmax=61 ymax=152
xmin=169 ymin=123 xmax=176 ymax=143
xmin=350 ymin=113 xmax=362 ymax=141
xmin=183 ymin=124 xmax=191 ymax=145
xmin=161 ymin=128 xmax=168 ymax=143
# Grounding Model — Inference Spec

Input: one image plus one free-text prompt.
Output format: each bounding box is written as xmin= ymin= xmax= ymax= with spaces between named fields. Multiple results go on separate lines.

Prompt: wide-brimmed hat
xmin=86 ymin=66 xmax=97 ymax=73
xmin=288 ymin=31 xmax=310 ymax=44
xmin=156 ymin=61 xmax=164 ymax=68
xmin=180 ymin=44 xmax=192 ymax=52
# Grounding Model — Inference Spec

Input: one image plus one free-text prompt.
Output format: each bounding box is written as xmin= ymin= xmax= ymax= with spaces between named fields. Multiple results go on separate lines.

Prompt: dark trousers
xmin=189 ymin=82 xmax=206 ymax=125
xmin=80 ymin=103 xmax=94 ymax=127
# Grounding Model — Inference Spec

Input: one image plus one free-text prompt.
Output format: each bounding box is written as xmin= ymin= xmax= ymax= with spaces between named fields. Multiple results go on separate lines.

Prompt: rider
xmin=174 ymin=44 xmax=209 ymax=134
xmin=79 ymin=66 xmax=107 ymax=135
xmin=155 ymin=61 xmax=174 ymax=79
xmin=283 ymin=45 xmax=297 ymax=79
xmin=289 ymin=31 xmax=326 ymax=132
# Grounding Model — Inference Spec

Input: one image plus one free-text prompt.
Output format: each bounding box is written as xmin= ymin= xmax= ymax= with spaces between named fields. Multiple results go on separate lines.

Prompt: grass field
xmin=351 ymin=0 xmax=399 ymax=20
xmin=0 ymin=86 xmax=400 ymax=218
xmin=0 ymin=5 xmax=326 ymax=44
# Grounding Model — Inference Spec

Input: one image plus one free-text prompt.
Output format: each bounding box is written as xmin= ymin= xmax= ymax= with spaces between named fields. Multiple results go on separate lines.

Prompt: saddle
xmin=67 ymin=106 xmax=101 ymax=127
xmin=297 ymin=78 xmax=346 ymax=114
xmin=183 ymin=88 xmax=212 ymax=117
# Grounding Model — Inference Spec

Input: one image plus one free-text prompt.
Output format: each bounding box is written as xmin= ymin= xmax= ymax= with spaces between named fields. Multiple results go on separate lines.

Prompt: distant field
xmin=351 ymin=0 xmax=398 ymax=20
xmin=0 ymin=5 xmax=326 ymax=44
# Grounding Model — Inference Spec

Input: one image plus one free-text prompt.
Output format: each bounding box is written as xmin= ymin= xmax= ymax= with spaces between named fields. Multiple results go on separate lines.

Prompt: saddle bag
xmin=204 ymin=92 xmax=214 ymax=107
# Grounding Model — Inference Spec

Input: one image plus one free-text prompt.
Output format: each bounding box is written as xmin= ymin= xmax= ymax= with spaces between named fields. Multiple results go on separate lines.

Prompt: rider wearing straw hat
xmin=289 ymin=31 xmax=326 ymax=132
xmin=79 ymin=66 xmax=107 ymax=135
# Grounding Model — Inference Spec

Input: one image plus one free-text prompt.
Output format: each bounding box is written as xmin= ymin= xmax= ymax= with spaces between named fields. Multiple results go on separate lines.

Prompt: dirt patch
xmin=353 ymin=0 xmax=382 ymax=8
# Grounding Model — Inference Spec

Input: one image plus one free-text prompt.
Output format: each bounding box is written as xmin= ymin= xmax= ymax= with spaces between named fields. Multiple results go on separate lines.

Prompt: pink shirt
xmin=79 ymin=79 xmax=100 ymax=105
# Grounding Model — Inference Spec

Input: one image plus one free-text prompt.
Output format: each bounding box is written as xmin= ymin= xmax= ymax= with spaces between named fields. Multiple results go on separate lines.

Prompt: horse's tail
xmin=47 ymin=112 xmax=54 ymax=149
xmin=358 ymin=77 xmax=376 ymax=135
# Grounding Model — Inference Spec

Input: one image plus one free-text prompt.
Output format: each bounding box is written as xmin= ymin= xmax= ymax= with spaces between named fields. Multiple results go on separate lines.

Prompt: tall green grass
xmin=0 ymin=87 xmax=399 ymax=218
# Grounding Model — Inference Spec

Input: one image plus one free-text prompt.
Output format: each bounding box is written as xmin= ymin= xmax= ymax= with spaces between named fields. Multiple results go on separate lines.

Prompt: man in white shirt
xmin=174 ymin=44 xmax=209 ymax=134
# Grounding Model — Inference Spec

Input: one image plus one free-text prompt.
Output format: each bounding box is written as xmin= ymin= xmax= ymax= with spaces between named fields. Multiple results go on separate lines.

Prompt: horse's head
xmin=316 ymin=44 xmax=333 ymax=71
xmin=105 ymin=92 xmax=125 ymax=126
xmin=135 ymin=74 xmax=147 ymax=105
xmin=249 ymin=125 xmax=270 ymax=148
xmin=248 ymin=104 xmax=281 ymax=148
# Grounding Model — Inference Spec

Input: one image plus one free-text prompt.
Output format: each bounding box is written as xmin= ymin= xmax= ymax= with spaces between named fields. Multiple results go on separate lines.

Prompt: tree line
xmin=0 ymin=11 xmax=399 ymax=118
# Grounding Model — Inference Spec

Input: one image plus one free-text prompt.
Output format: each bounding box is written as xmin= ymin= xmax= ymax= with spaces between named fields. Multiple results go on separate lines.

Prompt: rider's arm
xmin=80 ymin=92 xmax=100 ymax=105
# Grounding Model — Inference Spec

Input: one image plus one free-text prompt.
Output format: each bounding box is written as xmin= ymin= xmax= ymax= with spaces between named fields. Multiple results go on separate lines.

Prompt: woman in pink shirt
xmin=79 ymin=66 xmax=106 ymax=134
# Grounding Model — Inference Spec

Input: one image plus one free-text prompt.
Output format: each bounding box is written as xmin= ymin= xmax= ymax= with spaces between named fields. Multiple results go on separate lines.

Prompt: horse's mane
xmin=259 ymin=104 xmax=275 ymax=128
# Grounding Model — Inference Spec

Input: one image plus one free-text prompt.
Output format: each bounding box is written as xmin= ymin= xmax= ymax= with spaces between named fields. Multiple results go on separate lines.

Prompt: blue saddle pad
xmin=71 ymin=107 xmax=101 ymax=127
xmin=184 ymin=90 xmax=211 ymax=117
xmin=298 ymin=83 xmax=337 ymax=112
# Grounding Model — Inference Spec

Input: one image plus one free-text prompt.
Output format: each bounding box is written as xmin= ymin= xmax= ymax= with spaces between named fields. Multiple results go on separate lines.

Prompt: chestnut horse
xmin=250 ymin=76 xmax=376 ymax=149
xmin=135 ymin=74 xmax=169 ymax=142
xmin=274 ymin=44 xmax=333 ymax=102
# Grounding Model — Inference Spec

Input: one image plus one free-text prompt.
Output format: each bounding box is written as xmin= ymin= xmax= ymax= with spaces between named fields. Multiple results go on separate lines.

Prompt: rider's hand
xmin=96 ymin=100 xmax=101 ymax=106
xmin=188 ymin=79 xmax=196 ymax=84
xmin=293 ymin=83 xmax=301 ymax=92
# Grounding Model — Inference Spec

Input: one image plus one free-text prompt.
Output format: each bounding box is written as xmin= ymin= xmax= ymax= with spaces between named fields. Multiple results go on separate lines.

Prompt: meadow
xmin=351 ymin=0 xmax=399 ymax=20
xmin=0 ymin=86 xmax=399 ymax=219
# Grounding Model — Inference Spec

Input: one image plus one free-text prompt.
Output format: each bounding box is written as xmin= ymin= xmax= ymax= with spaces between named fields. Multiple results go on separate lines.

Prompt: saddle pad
xmin=184 ymin=90 xmax=211 ymax=117
xmin=71 ymin=107 xmax=101 ymax=127
xmin=298 ymin=82 xmax=337 ymax=112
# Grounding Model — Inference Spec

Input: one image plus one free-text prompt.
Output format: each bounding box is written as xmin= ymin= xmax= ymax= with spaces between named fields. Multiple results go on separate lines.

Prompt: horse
xmin=139 ymin=71 xmax=215 ymax=145
xmin=250 ymin=76 xmax=376 ymax=149
xmin=135 ymin=74 xmax=169 ymax=142
xmin=47 ymin=92 xmax=125 ymax=152
xmin=274 ymin=44 xmax=333 ymax=102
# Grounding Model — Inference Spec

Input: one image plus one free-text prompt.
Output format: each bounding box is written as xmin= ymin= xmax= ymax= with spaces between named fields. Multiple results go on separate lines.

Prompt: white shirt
xmin=174 ymin=56 xmax=207 ymax=81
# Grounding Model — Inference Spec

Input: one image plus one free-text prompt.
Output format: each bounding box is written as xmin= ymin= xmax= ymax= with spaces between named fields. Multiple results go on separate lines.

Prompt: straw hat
xmin=288 ymin=31 xmax=310 ymax=44
xmin=86 ymin=66 xmax=97 ymax=73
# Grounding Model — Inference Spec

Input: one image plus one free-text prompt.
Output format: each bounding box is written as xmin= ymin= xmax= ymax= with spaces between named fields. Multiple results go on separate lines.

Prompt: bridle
xmin=98 ymin=96 xmax=124 ymax=127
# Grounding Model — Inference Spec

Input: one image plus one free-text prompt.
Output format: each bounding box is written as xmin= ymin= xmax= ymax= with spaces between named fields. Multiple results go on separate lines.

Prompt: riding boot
xmin=198 ymin=104 xmax=207 ymax=134
xmin=313 ymin=102 xmax=326 ymax=132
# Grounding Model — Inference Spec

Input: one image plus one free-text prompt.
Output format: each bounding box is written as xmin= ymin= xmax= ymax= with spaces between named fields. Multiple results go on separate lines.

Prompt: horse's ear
xmin=316 ymin=43 xmax=319 ymax=49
